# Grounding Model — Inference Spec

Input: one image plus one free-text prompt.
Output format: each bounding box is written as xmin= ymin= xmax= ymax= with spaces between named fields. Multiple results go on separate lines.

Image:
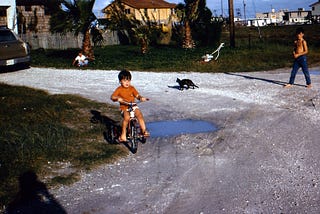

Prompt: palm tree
xmin=50 ymin=0 xmax=99 ymax=60
xmin=176 ymin=0 xmax=200 ymax=49
xmin=106 ymin=0 xmax=135 ymax=45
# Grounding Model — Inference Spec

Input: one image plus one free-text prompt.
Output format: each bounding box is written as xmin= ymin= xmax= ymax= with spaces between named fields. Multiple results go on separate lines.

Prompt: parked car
xmin=0 ymin=26 xmax=30 ymax=67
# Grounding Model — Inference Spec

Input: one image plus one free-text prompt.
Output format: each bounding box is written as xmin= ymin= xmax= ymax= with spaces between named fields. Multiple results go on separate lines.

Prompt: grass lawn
xmin=31 ymin=24 xmax=320 ymax=72
xmin=0 ymin=83 xmax=126 ymax=209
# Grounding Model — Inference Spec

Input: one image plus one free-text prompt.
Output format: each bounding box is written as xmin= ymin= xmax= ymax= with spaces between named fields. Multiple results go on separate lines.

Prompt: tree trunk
xmin=182 ymin=20 xmax=195 ymax=49
xmin=140 ymin=37 xmax=148 ymax=54
xmin=82 ymin=29 xmax=95 ymax=61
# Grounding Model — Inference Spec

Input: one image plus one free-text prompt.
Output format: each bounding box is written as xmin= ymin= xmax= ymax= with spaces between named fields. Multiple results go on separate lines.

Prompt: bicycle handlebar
xmin=119 ymin=98 xmax=149 ymax=106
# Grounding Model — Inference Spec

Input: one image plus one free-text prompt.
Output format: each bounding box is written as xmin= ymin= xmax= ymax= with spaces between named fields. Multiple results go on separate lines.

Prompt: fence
xmin=20 ymin=30 xmax=120 ymax=50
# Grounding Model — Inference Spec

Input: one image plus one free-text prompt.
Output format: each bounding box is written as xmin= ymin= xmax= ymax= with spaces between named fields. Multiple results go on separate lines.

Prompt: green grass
xmin=0 ymin=83 xmax=126 ymax=208
xmin=31 ymin=24 xmax=320 ymax=72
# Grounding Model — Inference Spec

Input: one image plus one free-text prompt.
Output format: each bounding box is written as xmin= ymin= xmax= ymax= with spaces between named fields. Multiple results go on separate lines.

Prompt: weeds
xmin=0 ymin=83 xmax=126 ymax=208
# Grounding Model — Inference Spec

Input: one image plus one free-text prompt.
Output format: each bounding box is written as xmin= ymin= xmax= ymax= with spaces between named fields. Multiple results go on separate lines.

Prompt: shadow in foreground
xmin=90 ymin=110 xmax=121 ymax=144
xmin=5 ymin=170 xmax=66 ymax=214
xmin=224 ymin=72 xmax=306 ymax=88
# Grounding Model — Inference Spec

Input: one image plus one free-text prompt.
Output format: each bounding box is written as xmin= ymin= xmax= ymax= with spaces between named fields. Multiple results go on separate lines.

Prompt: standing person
xmin=72 ymin=51 xmax=88 ymax=67
xmin=111 ymin=69 xmax=150 ymax=142
xmin=284 ymin=27 xmax=312 ymax=88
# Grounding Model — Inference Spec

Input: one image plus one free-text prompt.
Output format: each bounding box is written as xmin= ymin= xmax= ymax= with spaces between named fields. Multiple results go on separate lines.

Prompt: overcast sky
xmin=93 ymin=0 xmax=316 ymax=18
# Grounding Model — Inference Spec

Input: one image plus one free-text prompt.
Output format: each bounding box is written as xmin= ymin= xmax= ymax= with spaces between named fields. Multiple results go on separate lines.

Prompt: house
xmin=255 ymin=9 xmax=285 ymax=25
xmin=102 ymin=0 xmax=177 ymax=25
xmin=248 ymin=8 xmax=312 ymax=27
xmin=16 ymin=0 xmax=52 ymax=34
xmin=310 ymin=0 xmax=320 ymax=22
xmin=0 ymin=0 xmax=17 ymax=33
xmin=282 ymin=8 xmax=312 ymax=25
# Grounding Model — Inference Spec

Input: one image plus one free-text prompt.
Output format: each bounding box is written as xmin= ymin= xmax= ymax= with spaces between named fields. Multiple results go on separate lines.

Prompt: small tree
xmin=176 ymin=0 xmax=200 ymax=49
xmin=107 ymin=0 xmax=163 ymax=54
xmin=50 ymin=0 xmax=101 ymax=61
xmin=106 ymin=0 xmax=135 ymax=45
xmin=27 ymin=8 xmax=38 ymax=34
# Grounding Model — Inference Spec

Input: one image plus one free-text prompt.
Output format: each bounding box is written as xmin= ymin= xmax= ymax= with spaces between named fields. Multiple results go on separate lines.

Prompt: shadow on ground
xmin=5 ymin=170 xmax=66 ymax=214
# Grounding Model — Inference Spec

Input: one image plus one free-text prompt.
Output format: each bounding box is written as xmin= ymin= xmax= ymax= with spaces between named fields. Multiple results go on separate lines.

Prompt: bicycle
xmin=106 ymin=101 xmax=147 ymax=154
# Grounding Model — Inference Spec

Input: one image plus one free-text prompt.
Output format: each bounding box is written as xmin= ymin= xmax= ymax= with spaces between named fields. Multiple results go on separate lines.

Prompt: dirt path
xmin=1 ymin=67 xmax=320 ymax=213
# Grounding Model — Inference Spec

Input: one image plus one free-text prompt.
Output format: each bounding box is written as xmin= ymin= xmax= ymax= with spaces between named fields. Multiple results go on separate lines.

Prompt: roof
xmin=310 ymin=1 xmax=320 ymax=7
xmin=106 ymin=0 xmax=176 ymax=10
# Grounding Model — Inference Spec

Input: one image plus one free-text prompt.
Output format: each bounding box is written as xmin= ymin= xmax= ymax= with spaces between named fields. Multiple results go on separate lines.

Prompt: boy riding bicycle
xmin=111 ymin=69 xmax=150 ymax=142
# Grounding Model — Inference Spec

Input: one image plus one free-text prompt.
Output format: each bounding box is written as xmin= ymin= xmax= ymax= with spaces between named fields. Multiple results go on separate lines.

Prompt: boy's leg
xmin=135 ymin=109 xmax=149 ymax=136
xmin=120 ymin=111 xmax=129 ymax=141
xmin=300 ymin=56 xmax=311 ymax=86
xmin=288 ymin=60 xmax=300 ymax=85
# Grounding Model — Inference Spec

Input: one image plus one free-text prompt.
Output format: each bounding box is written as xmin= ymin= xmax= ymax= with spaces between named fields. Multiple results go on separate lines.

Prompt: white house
xmin=247 ymin=8 xmax=311 ymax=27
xmin=255 ymin=9 xmax=285 ymax=25
xmin=310 ymin=0 xmax=320 ymax=22
xmin=283 ymin=8 xmax=311 ymax=24
xmin=0 ymin=0 xmax=17 ymax=32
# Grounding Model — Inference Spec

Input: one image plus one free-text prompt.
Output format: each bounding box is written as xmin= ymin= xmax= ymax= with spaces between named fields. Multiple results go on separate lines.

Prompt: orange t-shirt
xmin=111 ymin=85 xmax=139 ymax=110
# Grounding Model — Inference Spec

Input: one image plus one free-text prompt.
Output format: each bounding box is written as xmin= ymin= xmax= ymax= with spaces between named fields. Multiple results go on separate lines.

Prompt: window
xmin=0 ymin=9 xmax=6 ymax=17
xmin=124 ymin=8 xmax=130 ymax=14
xmin=0 ymin=30 xmax=17 ymax=42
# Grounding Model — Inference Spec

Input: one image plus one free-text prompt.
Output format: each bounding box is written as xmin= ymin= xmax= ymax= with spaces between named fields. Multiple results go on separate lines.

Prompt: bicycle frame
xmin=123 ymin=102 xmax=146 ymax=153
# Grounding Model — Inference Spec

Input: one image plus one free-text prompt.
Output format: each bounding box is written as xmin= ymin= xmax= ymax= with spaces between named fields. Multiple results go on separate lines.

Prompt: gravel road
xmin=1 ymin=66 xmax=320 ymax=213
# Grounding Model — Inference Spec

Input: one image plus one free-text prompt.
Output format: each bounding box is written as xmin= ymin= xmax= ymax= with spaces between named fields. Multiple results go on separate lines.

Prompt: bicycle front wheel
xmin=130 ymin=120 xmax=138 ymax=153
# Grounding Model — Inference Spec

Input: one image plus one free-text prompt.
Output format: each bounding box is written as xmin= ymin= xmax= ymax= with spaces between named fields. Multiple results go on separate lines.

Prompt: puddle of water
xmin=147 ymin=119 xmax=218 ymax=137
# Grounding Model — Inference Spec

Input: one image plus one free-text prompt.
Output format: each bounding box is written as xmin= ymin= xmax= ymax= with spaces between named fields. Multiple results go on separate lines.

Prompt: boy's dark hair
xmin=118 ymin=69 xmax=131 ymax=81
xmin=296 ymin=27 xmax=304 ymax=35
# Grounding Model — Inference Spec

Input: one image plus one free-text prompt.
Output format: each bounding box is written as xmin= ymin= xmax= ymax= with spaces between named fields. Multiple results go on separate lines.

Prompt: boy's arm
xmin=111 ymin=89 xmax=122 ymax=102
xmin=111 ymin=94 xmax=123 ymax=102
xmin=136 ymin=94 xmax=149 ymax=102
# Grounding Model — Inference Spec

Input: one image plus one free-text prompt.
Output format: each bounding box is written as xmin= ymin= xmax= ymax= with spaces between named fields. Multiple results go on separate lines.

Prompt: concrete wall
xmin=20 ymin=31 xmax=120 ymax=50
xmin=0 ymin=0 xmax=17 ymax=33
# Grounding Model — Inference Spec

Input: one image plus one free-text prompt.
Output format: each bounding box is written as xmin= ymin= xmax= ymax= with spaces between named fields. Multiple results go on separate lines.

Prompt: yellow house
xmin=102 ymin=0 xmax=177 ymax=26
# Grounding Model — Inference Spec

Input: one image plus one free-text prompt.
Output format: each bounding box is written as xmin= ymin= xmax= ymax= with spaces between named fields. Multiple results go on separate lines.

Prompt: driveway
xmin=1 ymin=67 xmax=320 ymax=213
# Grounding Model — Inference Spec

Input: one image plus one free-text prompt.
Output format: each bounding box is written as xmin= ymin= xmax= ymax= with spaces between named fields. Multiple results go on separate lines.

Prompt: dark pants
xmin=289 ymin=55 xmax=311 ymax=85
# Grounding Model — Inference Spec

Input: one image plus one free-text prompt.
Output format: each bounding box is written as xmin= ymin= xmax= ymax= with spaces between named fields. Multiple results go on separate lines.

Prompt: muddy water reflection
xmin=147 ymin=119 xmax=218 ymax=137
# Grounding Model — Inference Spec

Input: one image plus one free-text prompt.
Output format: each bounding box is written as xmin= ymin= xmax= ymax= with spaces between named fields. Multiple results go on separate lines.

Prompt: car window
xmin=0 ymin=31 xmax=17 ymax=42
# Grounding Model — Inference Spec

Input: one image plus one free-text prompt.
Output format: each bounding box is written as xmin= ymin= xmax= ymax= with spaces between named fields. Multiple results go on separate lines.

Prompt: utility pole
xmin=243 ymin=0 xmax=246 ymax=24
xmin=228 ymin=0 xmax=235 ymax=47
xmin=221 ymin=0 xmax=224 ymax=17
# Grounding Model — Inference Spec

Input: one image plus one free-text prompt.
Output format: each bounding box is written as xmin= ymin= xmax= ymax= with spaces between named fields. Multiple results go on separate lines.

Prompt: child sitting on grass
xmin=72 ymin=51 xmax=88 ymax=67
xmin=111 ymin=69 xmax=150 ymax=142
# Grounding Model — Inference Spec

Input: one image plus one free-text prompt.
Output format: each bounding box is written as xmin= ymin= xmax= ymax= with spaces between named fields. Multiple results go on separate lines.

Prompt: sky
xmin=93 ymin=0 xmax=316 ymax=18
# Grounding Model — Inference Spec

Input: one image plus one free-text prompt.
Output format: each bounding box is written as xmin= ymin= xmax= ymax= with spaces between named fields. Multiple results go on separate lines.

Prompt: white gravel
xmin=1 ymin=66 xmax=320 ymax=213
